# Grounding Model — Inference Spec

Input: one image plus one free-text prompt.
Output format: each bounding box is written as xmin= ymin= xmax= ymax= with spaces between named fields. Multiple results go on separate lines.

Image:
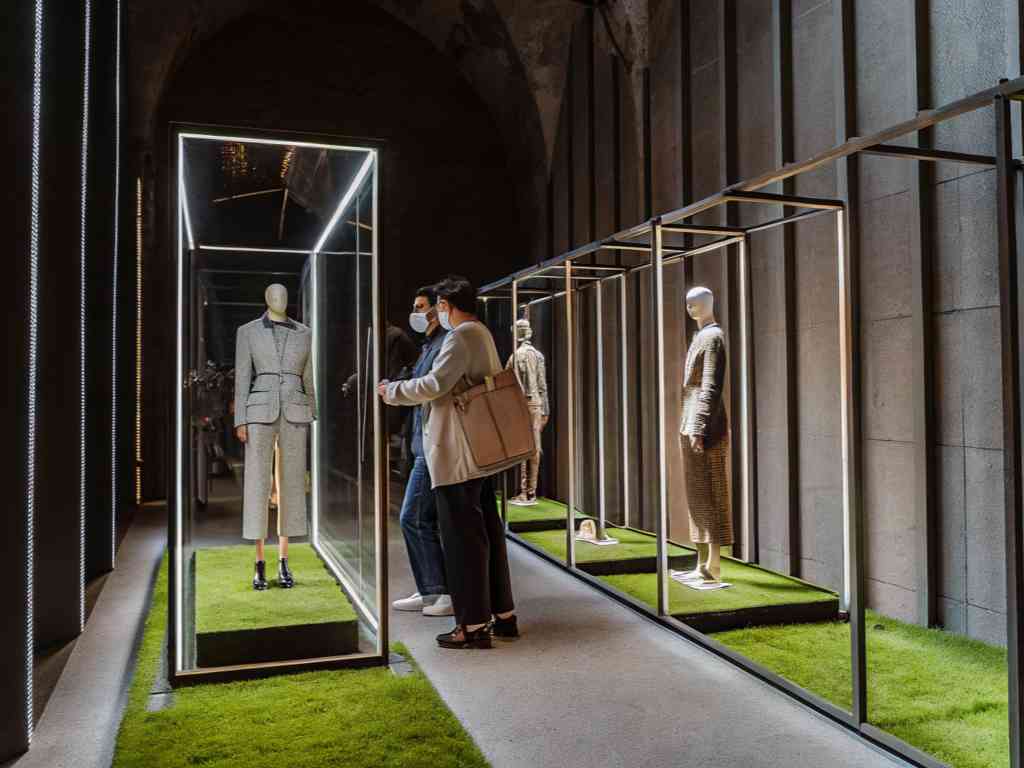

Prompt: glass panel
xmin=174 ymin=132 xmax=380 ymax=674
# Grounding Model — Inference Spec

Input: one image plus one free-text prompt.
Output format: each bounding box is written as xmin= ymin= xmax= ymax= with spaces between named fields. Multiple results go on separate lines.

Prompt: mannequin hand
xmin=377 ymin=380 xmax=390 ymax=399
xmin=690 ymin=435 xmax=704 ymax=453
xmin=236 ymin=425 xmax=248 ymax=443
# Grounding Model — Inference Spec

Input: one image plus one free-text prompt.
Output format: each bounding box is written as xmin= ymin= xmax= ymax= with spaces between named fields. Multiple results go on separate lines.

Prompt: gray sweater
xmin=383 ymin=320 xmax=502 ymax=487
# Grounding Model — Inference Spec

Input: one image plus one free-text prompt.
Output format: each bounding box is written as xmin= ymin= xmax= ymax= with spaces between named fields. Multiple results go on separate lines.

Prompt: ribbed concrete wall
xmin=541 ymin=0 xmax=1020 ymax=647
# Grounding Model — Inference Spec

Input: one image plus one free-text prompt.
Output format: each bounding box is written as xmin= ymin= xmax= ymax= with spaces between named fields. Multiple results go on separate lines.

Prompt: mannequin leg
xmin=703 ymin=543 xmax=721 ymax=582
xmin=675 ymin=543 xmax=708 ymax=581
xmin=280 ymin=536 xmax=288 ymax=559
xmin=256 ymin=539 xmax=265 ymax=561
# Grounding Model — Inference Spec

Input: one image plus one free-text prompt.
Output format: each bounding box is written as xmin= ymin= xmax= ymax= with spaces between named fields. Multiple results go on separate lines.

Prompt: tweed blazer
xmin=234 ymin=314 xmax=316 ymax=427
xmin=383 ymin=320 xmax=502 ymax=488
xmin=505 ymin=341 xmax=549 ymax=416
xmin=679 ymin=322 xmax=728 ymax=447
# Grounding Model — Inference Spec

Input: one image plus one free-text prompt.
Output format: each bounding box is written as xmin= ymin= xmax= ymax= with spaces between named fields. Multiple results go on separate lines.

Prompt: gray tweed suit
xmin=234 ymin=313 xmax=316 ymax=540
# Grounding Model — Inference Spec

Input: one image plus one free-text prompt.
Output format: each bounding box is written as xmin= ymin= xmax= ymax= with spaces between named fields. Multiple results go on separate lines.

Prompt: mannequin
xmin=506 ymin=318 xmax=549 ymax=506
xmin=676 ymin=286 xmax=732 ymax=584
xmin=234 ymin=284 xmax=316 ymax=590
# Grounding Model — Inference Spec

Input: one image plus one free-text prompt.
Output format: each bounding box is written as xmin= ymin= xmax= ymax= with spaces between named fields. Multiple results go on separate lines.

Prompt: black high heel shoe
xmin=278 ymin=557 xmax=294 ymax=589
xmin=252 ymin=560 xmax=268 ymax=591
xmin=489 ymin=614 xmax=519 ymax=640
xmin=436 ymin=625 xmax=492 ymax=649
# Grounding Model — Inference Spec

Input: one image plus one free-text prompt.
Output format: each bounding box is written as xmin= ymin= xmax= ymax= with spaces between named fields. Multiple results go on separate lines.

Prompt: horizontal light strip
xmin=179 ymin=132 xmax=372 ymax=153
xmin=312 ymin=152 xmax=375 ymax=253
xmin=199 ymin=245 xmax=311 ymax=254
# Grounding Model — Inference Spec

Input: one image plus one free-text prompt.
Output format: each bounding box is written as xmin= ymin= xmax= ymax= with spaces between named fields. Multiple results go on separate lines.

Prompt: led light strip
xmin=312 ymin=152 xmax=375 ymax=253
xmin=134 ymin=177 xmax=142 ymax=505
xmin=179 ymin=132 xmax=371 ymax=153
xmin=175 ymin=136 xmax=184 ymax=670
xmin=179 ymin=161 xmax=195 ymax=251
xmin=27 ymin=0 xmax=44 ymax=743
xmin=110 ymin=0 xmax=121 ymax=567
xmin=79 ymin=0 xmax=92 ymax=633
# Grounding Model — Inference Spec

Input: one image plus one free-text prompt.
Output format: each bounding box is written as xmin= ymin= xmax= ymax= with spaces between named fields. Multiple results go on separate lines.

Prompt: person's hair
xmin=434 ymin=275 xmax=477 ymax=313
xmin=415 ymin=284 xmax=438 ymax=306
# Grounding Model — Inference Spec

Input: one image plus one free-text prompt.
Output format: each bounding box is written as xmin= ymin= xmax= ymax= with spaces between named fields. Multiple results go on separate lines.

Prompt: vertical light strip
xmin=134 ymin=177 xmax=142 ymax=504
xmin=79 ymin=0 xmax=92 ymax=632
xmin=310 ymin=245 xmax=320 ymax=548
xmin=174 ymin=136 xmax=184 ymax=671
xmin=110 ymin=0 xmax=121 ymax=568
xmin=27 ymin=0 xmax=44 ymax=743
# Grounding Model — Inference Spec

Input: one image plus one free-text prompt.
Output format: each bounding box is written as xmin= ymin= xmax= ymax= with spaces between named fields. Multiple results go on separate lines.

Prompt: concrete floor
xmin=388 ymin=519 xmax=908 ymax=768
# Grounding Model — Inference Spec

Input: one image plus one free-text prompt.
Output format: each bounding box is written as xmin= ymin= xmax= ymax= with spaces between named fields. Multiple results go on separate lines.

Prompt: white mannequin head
xmin=265 ymin=283 xmax=288 ymax=319
xmin=685 ymin=286 xmax=715 ymax=327
xmin=515 ymin=318 xmax=533 ymax=344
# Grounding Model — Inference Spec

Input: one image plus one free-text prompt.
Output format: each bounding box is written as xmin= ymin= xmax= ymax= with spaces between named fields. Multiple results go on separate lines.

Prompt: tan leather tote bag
xmin=452 ymin=368 xmax=536 ymax=474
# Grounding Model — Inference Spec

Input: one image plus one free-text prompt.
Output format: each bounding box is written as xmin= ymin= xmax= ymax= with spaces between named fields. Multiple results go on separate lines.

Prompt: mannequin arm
xmin=233 ymin=327 xmax=252 ymax=428
xmin=303 ymin=351 xmax=316 ymax=419
xmin=384 ymin=332 xmax=467 ymax=406
xmin=537 ymin=352 xmax=550 ymax=417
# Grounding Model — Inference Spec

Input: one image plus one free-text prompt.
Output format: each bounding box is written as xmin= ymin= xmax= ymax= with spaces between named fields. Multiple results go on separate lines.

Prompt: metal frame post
xmin=595 ymin=280 xmax=606 ymax=531
xmin=565 ymin=262 xmax=577 ymax=568
xmin=738 ymin=235 xmax=758 ymax=562
xmin=837 ymin=205 xmax=866 ymax=721
xmin=652 ymin=219 xmax=669 ymax=616
xmin=620 ymin=274 xmax=630 ymax=528
xmin=996 ymin=92 xmax=1024 ymax=768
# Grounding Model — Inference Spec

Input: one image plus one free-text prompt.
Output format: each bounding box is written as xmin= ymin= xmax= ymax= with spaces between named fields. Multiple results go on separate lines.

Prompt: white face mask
xmin=409 ymin=312 xmax=429 ymax=334
xmin=438 ymin=310 xmax=453 ymax=331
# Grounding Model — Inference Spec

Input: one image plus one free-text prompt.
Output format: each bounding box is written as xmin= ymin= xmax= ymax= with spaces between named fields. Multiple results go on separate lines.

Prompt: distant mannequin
xmin=677 ymin=287 xmax=732 ymax=583
xmin=506 ymin=318 xmax=549 ymax=506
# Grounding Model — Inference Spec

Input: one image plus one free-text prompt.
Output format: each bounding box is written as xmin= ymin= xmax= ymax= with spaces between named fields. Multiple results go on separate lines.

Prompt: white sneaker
xmin=671 ymin=569 xmax=704 ymax=583
xmin=422 ymin=594 xmax=454 ymax=617
xmin=392 ymin=592 xmax=424 ymax=611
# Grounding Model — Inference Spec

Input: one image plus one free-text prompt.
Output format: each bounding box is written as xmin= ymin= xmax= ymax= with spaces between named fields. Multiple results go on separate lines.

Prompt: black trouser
xmin=435 ymin=476 xmax=515 ymax=626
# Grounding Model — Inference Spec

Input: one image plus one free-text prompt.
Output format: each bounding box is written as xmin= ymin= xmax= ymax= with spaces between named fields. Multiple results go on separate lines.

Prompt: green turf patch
xmin=519 ymin=527 xmax=691 ymax=563
xmin=503 ymin=495 xmax=586 ymax=524
xmin=715 ymin=613 xmax=1009 ymax=768
xmin=113 ymin=555 xmax=489 ymax=768
xmin=196 ymin=543 xmax=356 ymax=633
xmin=598 ymin=560 xmax=836 ymax=617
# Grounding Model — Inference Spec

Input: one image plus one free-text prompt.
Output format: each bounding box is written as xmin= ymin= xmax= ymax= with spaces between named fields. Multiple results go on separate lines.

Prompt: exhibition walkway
xmin=10 ymin=509 xmax=907 ymax=768
xmin=388 ymin=524 xmax=906 ymax=768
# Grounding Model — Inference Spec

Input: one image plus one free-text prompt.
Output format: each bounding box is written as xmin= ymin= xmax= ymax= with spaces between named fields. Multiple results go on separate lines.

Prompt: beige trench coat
xmin=383 ymin=320 xmax=502 ymax=488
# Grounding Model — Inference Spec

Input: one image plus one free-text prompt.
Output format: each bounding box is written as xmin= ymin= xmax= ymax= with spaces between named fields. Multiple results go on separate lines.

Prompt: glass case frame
xmin=167 ymin=122 xmax=388 ymax=684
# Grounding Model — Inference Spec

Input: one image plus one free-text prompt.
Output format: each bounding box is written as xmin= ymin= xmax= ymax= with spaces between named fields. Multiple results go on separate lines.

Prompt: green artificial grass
xmin=196 ymin=544 xmax=356 ymax=633
xmin=113 ymin=556 xmax=489 ymax=768
xmin=715 ymin=613 xmax=1009 ymax=768
xmin=597 ymin=559 xmax=835 ymax=616
xmin=502 ymin=495 xmax=586 ymax=524
xmin=519 ymin=527 xmax=691 ymax=563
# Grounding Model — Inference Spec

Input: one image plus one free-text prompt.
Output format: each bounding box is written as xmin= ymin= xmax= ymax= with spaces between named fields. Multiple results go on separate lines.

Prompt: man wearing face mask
xmin=391 ymin=284 xmax=453 ymax=616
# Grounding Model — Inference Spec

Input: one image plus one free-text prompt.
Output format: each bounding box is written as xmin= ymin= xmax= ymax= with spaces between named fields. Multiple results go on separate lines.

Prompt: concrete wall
xmin=539 ymin=0 xmax=1021 ymax=647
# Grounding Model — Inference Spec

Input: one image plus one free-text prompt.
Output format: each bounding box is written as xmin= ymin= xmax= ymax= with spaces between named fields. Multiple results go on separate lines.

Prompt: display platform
xmin=501 ymin=494 xmax=589 ymax=533
xmin=600 ymin=563 xmax=839 ymax=633
xmin=195 ymin=543 xmax=359 ymax=667
xmin=519 ymin=528 xmax=696 ymax=576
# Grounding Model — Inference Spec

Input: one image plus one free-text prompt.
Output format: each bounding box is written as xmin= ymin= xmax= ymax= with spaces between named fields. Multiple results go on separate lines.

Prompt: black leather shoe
xmin=436 ymin=625 xmax=492 ymax=649
xmin=489 ymin=614 xmax=519 ymax=640
xmin=278 ymin=557 xmax=294 ymax=589
xmin=253 ymin=560 xmax=268 ymax=591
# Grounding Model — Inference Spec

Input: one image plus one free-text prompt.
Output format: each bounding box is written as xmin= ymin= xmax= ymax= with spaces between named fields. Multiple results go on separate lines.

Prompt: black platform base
xmin=675 ymin=598 xmax=841 ymax=634
xmin=197 ymin=620 xmax=360 ymax=668
xmin=507 ymin=516 xmax=588 ymax=534
xmin=577 ymin=552 xmax=698 ymax=576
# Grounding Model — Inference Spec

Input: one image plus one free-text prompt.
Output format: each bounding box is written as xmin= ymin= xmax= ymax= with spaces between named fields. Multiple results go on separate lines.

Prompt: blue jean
xmin=400 ymin=456 xmax=447 ymax=596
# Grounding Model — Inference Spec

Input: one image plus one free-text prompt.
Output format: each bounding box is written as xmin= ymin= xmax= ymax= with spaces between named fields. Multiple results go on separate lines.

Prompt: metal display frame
xmin=167 ymin=122 xmax=389 ymax=685
xmin=480 ymin=77 xmax=1024 ymax=768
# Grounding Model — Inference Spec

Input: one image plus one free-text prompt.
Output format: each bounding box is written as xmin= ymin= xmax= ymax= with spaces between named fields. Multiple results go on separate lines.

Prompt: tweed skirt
xmin=680 ymin=434 xmax=733 ymax=546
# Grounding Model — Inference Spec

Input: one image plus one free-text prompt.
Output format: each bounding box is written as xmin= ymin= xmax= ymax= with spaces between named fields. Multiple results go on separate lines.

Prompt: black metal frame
xmin=480 ymin=76 xmax=1024 ymax=768
xmin=167 ymin=121 xmax=389 ymax=685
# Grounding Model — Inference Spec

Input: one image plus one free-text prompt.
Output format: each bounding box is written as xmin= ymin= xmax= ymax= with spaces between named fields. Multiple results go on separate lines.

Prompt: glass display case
xmin=169 ymin=124 xmax=385 ymax=682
